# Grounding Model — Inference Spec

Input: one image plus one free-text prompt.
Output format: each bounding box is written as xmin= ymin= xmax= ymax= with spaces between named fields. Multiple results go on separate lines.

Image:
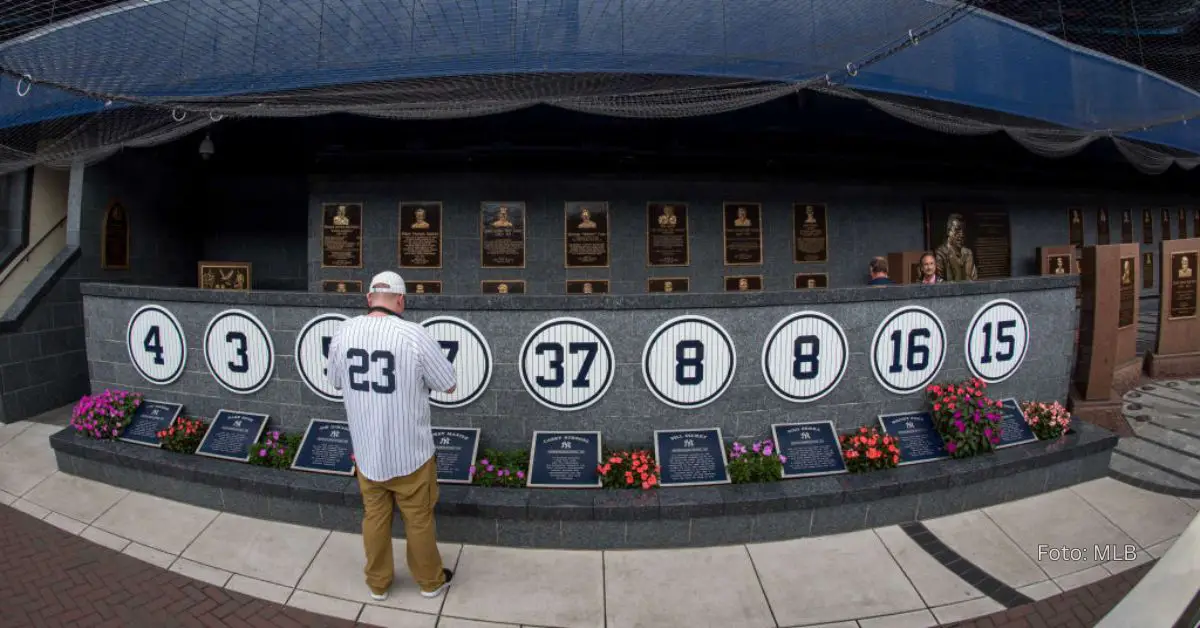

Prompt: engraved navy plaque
xmin=432 ymin=427 xmax=481 ymax=484
xmin=654 ymin=428 xmax=731 ymax=487
xmin=878 ymin=411 xmax=949 ymax=465
xmin=771 ymin=421 xmax=848 ymax=478
xmin=526 ymin=431 xmax=602 ymax=488
xmin=118 ymin=400 xmax=182 ymax=447
xmin=995 ymin=398 xmax=1039 ymax=448
xmin=291 ymin=419 xmax=355 ymax=476
xmin=194 ymin=410 xmax=269 ymax=462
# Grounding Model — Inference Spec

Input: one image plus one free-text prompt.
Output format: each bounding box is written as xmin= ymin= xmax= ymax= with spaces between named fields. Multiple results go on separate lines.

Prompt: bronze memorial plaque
xmin=648 ymin=277 xmax=689 ymax=293
xmin=321 ymin=203 xmax=363 ymax=268
xmin=793 ymin=203 xmax=829 ymax=262
xmin=1144 ymin=209 xmax=1155 ymax=244
xmin=794 ymin=273 xmax=828 ymax=289
xmin=724 ymin=275 xmax=762 ymax=292
xmin=1195 ymin=209 xmax=1199 ymax=239
xmin=101 ymin=201 xmax=130 ymax=270
xmin=480 ymin=202 xmax=526 ymax=268
xmin=199 ymin=262 xmax=251 ymax=291
xmin=1068 ymin=208 xmax=1084 ymax=247
xmin=1096 ymin=208 xmax=1110 ymax=245
xmin=481 ymin=280 xmax=525 ymax=294
xmin=1048 ymin=254 xmax=1071 ymax=275
xmin=566 ymin=279 xmax=609 ymax=294
xmin=1181 ymin=209 xmax=1189 ymax=240
xmin=1120 ymin=209 xmax=1134 ymax=243
xmin=1162 ymin=208 xmax=1173 ymax=240
xmin=399 ymin=202 xmax=443 ymax=268
xmin=646 ymin=203 xmax=690 ymax=267
xmin=1119 ymin=256 xmax=1136 ymax=328
xmin=924 ymin=203 xmax=1012 ymax=280
xmin=1144 ymin=252 xmax=1155 ymax=290
xmin=321 ymin=280 xmax=362 ymax=293
xmin=722 ymin=202 xmax=763 ymax=265
xmin=1170 ymin=251 xmax=1198 ymax=319
xmin=408 ymin=281 xmax=441 ymax=294
xmin=564 ymin=202 xmax=610 ymax=268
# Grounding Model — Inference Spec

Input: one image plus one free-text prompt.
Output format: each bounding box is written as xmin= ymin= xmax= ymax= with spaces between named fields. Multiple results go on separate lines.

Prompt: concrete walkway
xmin=1 ymin=409 xmax=1197 ymax=628
xmin=1114 ymin=379 xmax=1200 ymax=497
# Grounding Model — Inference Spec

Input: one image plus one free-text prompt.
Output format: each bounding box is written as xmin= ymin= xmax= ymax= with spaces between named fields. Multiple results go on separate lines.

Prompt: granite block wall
xmin=83 ymin=277 xmax=1076 ymax=448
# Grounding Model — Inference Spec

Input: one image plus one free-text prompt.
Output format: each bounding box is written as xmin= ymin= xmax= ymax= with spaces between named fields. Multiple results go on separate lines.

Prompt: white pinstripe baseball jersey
xmin=327 ymin=314 xmax=457 ymax=482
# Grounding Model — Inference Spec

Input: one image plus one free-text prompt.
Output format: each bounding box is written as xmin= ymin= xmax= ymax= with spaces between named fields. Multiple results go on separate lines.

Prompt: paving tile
xmin=436 ymin=617 xmax=519 ymax=628
xmin=22 ymin=471 xmax=129 ymax=523
xmin=874 ymin=525 xmax=983 ymax=607
xmin=296 ymin=530 xmax=462 ymax=613
xmin=0 ymin=425 xmax=59 ymax=495
xmin=1101 ymin=547 xmax=1154 ymax=575
xmin=122 ymin=541 xmax=177 ymax=569
xmin=92 ymin=491 xmax=219 ymax=555
xmin=287 ymin=589 xmax=364 ymax=621
xmin=0 ymin=419 xmax=31 ymax=448
xmin=1016 ymin=579 xmax=1062 ymax=600
xmin=1184 ymin=497 xmax=1200 ymax=511
xmin=80 ymin=525 xmax=131 ymax=552
xmin=169 ymin=557 xmax=233 ymax=587
xmin=0 ymin=489 xmax=14 ymax=506
xmin=921 ymin=509 xmax=1048 ymax=589
xmin=10 ymin=498 xmax=49 ymax=519
xmin=929 ymin=597 xmax=1004 ymax=624
xmin=604 ymin=545 xmax=774 ymax=628
xmin=225 ymin=574 xmax=293 ymax=604
xmin=181 ymin=512 xmax=331 ymax=588
xmin=1053 ymin=564 xmax=1110 ymax=591
xmin=441 ymin=545 xmax=604 ymax=628
xmin=1071 ymin=477 xmax=1197 ymax=547
xmin=1146 ymin=535 xmax=1177 ymax=558
xmin=855 ymin=609 xmax=938 ymax=627
xmin=749 ymin=530 xmax=925 ymax=626
xmin=43 ymin=511 xmax=86 ymax=535
xmin=779 ymin=623 xmax=858 ymax=628
xmin=358 ymin=605 xmax=439 ymax=628
xmin=982 ymin=488 xmax=1136 ymax=578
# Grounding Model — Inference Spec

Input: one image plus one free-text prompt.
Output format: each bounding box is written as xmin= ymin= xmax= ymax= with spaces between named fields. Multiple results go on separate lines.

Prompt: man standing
xmin=327 ymin=271 xmax=458 ymax=602
xmin=867 ymin=257 xmax=893 ymax=285
xmin=919 ymin=252 xmax=941 ymax=284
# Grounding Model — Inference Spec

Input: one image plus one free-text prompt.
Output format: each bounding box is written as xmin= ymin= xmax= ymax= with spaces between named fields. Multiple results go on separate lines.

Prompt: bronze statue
xmin=935 ymin=213 xmax=978 ymax=281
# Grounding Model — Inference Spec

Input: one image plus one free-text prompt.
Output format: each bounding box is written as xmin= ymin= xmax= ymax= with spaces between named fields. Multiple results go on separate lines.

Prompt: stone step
xmin=1115 ymin=437 xmax=1200 ymax=485
xmin=1132 ymin=421 xmax=1200 ymax=459
xmin=1110 ymin=450 xmax=1200 ymax=498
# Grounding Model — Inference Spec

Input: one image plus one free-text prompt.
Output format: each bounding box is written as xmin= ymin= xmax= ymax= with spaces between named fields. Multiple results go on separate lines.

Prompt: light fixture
xmin=199 ymin=133 xmax=214 ymax=160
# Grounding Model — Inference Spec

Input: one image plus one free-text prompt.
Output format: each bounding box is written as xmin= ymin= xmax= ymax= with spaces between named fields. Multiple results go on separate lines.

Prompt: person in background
xmin=919 ymin=252 xmax=942 ymax=284
xmin=868 ymin=256 xmax=894 ymax=286
xmin=327 ymin=271 xmax=458 ymax=602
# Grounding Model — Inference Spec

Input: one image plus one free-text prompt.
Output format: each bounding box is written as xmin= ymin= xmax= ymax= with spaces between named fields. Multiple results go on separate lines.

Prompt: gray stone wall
xmin=309 ymin=174 xmax=1182 ymax=295
xmin=83 ymin=276 xmax=1077 ymax=449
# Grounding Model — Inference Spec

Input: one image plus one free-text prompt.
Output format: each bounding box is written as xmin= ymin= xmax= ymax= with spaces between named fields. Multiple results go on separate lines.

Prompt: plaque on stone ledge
xmin=480 ymin=202 xmax=526 ymax=268
xmin=291 ymin=419 xmax=355 ymax=476
xmin=648 ymin=277 xmax=688 ymax=293
xmin=877 ymin=411 xmax=949 ymax=465
xmin=794 ymin=203 xmax=829 ymax=263
xmin=1169 ymin=250 xmax=1198 ymax=320
xmin=566 ymin=279 xmax=608 ymax=294
xmin=1144 ymin=252 xmax=1155 ymax=290
xmin=1068 ymin=208 xmax=1084 ymax=247
xmin=195 ymin=410 xmax=269 ymax=462
xmin=1119 ymin=255 xmax=1136 ymax=328
xmin=1144 ymin=209 xmax=1155 ymax=244
xmin=794 ymin=273 xmax=828 ymax=290
xmin=481 ymin=280 xmax=525 ymax=294
xmin=320 ymin=202 xmax=363 ymax=268
xmin=399 ymin=201 xmax=443 ymax=268
xmin=1096 ymin=208 xmax=1110 ymax=245
xmin=527 ymin=431 xmax=602 ymax=488
xmin=646 ymin=203 xmax=690 ymax=267
xmin=1121 ymin=209 xmax=1134 ymax=243
xmin=771 ymin=421 xmax=847 ymax=478
xmin=433 ymin=427 xmax=481 ymax=484
xmin=1180 ymin=209 xmax=1189 ymax=240
xmin=118 ymin=400 xmax=183 ymax=447
xmin=408 ymin=281 xmax=441 ymax=294
xmin=654 ymin=428 xmax=731 ymax=487
xmin=724 ymin=275 xmax=762 ymax=292
xmin=564 ymin=202 xmax=610 ymax=268
xmin=1162 ymin=208 xmax=1173 ymax=241
xmin=723 ymin=202 xmax=763 ymax=266
xmin=321 ymin=280 xmax=362 ymax=294
xmin=993 ymin=398 xmax=1038 ymax=449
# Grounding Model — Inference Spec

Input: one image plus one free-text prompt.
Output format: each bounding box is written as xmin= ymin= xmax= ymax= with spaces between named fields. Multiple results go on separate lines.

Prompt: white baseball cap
xmin=368 ymin=271 xmax=406 ymax=294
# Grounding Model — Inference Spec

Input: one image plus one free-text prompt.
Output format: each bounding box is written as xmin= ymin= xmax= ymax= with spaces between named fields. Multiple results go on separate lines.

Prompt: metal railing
xmin=0 ymin=215 xmax=67 ymax=312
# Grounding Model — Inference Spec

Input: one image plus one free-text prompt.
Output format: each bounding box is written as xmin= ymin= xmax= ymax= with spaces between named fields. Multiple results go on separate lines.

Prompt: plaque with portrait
xmin=722 ymin=202 xmax=763 ymax=266
xmin=724 ymin=275 xmax=762 ymax=292
xmin=408 ymin=281 xmax=442 ymax=295
xmin=198 ymin=261 xmax=251 ymax=291
xmin=398 ymin=202 xmax=443 ymax=268
xmin=646 ymin=203 xmax=690 ymax=267
xmin=1170 ymin=251 xmax=1198 ymax=320
xmin=480 ymin=202 xmax=526 ymax=268
xmin=1120 ymin=209 xmax=1134 ymax=243
xmin=1067 ymin=208 xmax=1084 ymax=247
xmin=1048 ymin=254 xmax=1071 ymax=276
xmin=1143 ymin=252 xmax=1155 ymax=290
xmin=1096 ymin=208 xmax=1110 ymax=245
xmin=321 ymin=280 xmax=362 ymax=293
xmin=564 ymin=202 xmax=610 ymax=268
xmin=647 ymin=277 xmax=689 ymax=293
xmin=794 ymin=203 xmax=829 ymax=262
xmin=924 ymin=203 xmax=1012 ymax=280
xmin=1144 ymin=209 xmax=1154 ymax=244
xmin=566 ymin=279 xmax=609 ymax=295
xmin=794 ymin=273 xmax=828 ymax=290
xmin=1119 ymin=256 xmax=1136 ymax=328
xmin=320 ymin=202 xmax=363 ymax=268
xmin=481 ymin=280 xmax=525 ymax=294
xmin=101 ymin=201 xmax=130 ymax=270
xmin=1181 ymin=209 xmax=1190 ymax=240
xmin=1162 ymin=208 xmax=1173 ymax=241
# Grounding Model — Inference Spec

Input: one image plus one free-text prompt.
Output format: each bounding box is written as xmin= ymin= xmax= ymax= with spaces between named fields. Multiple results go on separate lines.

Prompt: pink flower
xmin=779 ymin=455 xmax=788 ymax=464
xmin=259 ymin=449 xmax=267 ymax=457
xmin=517 ymin=470 xmax=525 ymax=479
xmin=946 ymin=442 xmax=958 ymax=453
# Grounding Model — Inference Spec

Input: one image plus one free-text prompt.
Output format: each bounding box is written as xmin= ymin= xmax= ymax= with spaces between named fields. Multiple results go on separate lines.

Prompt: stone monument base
xmin=1113 ymin=358 xmax=1144 ymax=396
xmin=1068 ymin=391 xmax=1133 ymax=437
xmin=1144 ymin=351 xmax=1200 ymax=379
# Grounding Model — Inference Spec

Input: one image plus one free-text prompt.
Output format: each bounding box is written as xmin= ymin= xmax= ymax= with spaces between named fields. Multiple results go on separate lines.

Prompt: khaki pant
xmin=357 ymin=456 xmax=446 ymax=594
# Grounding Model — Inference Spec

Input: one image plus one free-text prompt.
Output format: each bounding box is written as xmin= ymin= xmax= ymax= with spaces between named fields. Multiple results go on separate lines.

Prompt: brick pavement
xmin=944 ymin=561 xmax=1155 ymax=628
xmin=0 ymin=505 xmax=372 ymax=628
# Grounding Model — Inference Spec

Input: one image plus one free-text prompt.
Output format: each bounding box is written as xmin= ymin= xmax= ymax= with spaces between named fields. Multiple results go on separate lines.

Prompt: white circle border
xmin=518 ymin=316 xmax=616 ymax=412
xmin=760 ymin=310 xmax=849 ymax=403
xmin=963 ymin=298 xmax=1030 ymax=384
xmin=421 ymin=315 xmax=495 ymax=409
xmin=294 ymin=313 xmax=349 ymax=403
xmin=869 ymin=304 xmax=947 ymax=395
xmin=640 ymin=314 xmax=738 ymax=410
xmin=126 ymin=304 xmax=188 ymax=385
xmin=203 ymin=308 xmax=276 ymax=395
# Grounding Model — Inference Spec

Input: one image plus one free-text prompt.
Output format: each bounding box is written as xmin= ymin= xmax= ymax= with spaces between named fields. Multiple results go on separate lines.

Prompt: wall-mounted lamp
xmin=199 ymin=133 xmax=215 ymax=160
